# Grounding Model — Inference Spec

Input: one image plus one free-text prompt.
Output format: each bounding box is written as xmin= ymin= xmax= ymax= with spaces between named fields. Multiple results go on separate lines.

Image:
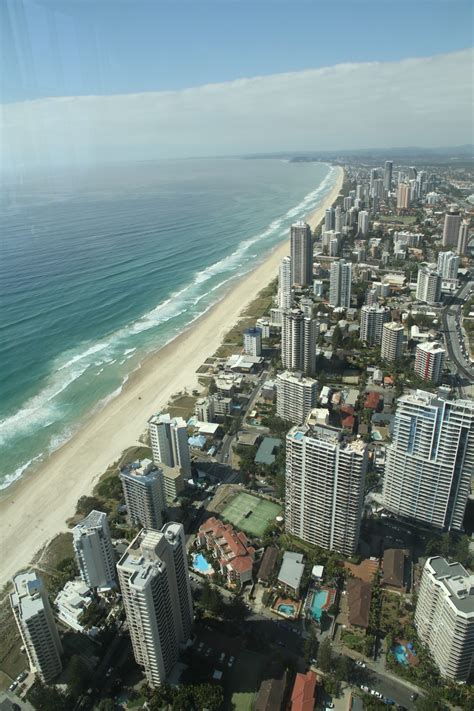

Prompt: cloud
xmin=1 ymin=49 xmax=472 ymax=171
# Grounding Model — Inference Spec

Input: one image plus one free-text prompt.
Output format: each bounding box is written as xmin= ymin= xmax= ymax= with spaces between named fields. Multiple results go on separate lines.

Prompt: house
xmin=257 ymin=546 xmax=279 ymax=586
xmin=364 ymin=391 xmax=382 ymax=410
xmin=277 ymin=552 xmax=305 ymax=596
xmin=290 ymin=670 xmax=318 ymax=711
xmin=55 ymin=579 xmax=94 ymax=634
xmin=346 ymin=578 xmax=372 ymax=629
xmin=254 ymin=670 xmax=287 ymax=711
xmin=197 ymin=517 xmax=255 ymax=586
xmin=340 ymin=405 xmax=356 ymax=432
xmin=382 ymin=549 xmax=407 ymax=593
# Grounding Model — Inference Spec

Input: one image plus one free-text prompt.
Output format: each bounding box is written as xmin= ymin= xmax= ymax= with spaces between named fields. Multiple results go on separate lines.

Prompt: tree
xmin=67 ymin=655 xmax=90 ymax=700
xmin=80 ymin=600 xmax=106 ymax=629
xmin=334 ymin=654 xmax=352 ymax=682
xmin=95 ymin=700 xmax=115 ymax=711
xmin=303 ymin=628 xmax=319 ymax=663
xmin=76 ymin=495 xmax=107 ymax=517
xmin=415 ymin=691 xmax=447 ymax=711
xmin=27 ymin=681 xmax=69 ymax=711
xmin=332 ymin=324 xmax=343 ymax=350
xmin=223 ymin=595 xmax=248 ymax=622
xmin=199 ymin=579 xmax=224 ymax=616
xmin=317 ymin=638 xmax=333 ymax=673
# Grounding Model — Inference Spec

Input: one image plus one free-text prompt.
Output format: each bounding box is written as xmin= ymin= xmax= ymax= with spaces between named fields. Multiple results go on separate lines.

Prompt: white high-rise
xmin=360 ymin=305 xmax=390 ymax=345
xmin=414 ymin=341 xmax=445 ymax=384
xmin=457 ymin=221 xmax=470 ymax=255
xmin=73 ymin=510 xmax=116 ymax=589
xmin=382 ymin=391 xmax=474 ymax=531
xmin=381 ymin=322 xmax=404 ymax=361
xmin=358 ymin=210 xmax=369 ymax=236
xmin=278 ymin=256 xmax=292 ymax=309
xmin=281 ymin=309 xmax=317 ymax=375
xmin=329 ymin=260 xmax=352 ymax=307
xmin=11 ymin=572 xmax=63 ymax=683
xmin=120 ymin=460 xmax=166 ymax=530
xmin=437 ymin=251 xmax=459 ymax=280
xmin=290 ymin=221 xmax=312 ymax=287
xmin=243 ymin=327 xmax=262 ymax=356
xmin=415 ymin=557 xmax=474 ymax=681
xmin=443 ymin=208 xmax=461 ymax=247
xmin=117 ymin=524 xmax=193 ymax=687
xmin=324 ymin=207 xmax=335 ymax=231
xmin=416 ymin=267 xmax=442 ymax=304
xmin=276 ymin=371 xmax=318 ymax=425
xmin=149 ymin=414 xmax=191 ymax=477
xmin=285 ymin=424 xmax=368 ymax=555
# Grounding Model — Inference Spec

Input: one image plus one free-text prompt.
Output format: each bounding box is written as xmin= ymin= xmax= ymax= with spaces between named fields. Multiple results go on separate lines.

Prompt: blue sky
xmin=2 ymin=0 xmax=473 ymax=103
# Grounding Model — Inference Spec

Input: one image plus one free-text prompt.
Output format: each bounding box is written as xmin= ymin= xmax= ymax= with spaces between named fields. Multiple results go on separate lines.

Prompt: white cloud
xmin=1 ymin=49 xmax=472 ymax=171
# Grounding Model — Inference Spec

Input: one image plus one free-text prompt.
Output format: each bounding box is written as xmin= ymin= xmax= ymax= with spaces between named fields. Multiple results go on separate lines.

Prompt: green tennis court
xmin=221 ymin=491 xmax=282 ymax=537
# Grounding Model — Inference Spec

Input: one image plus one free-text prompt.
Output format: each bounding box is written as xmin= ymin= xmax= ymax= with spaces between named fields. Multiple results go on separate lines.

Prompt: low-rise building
xmin=257 ymin=546 xmax=279 ymax=586
xmin=161 ymin=463 xmax=185 ymax=503
xmin=55 ymin=580 xmax=94 ymax=633
xmin=346 ymin=578 xmax=372 ymax=629
xmin=382 ymin=549 xmax=407 ymax=593
xmin=254 ymin=437 xmax=282 ymax=466
xmin=197 ymin=517 xmax=255 ymax=586
xmin=290 ymin=670 xmax=318 ymax=711
xmin=277 ymin=552 xmax=305 ymax=596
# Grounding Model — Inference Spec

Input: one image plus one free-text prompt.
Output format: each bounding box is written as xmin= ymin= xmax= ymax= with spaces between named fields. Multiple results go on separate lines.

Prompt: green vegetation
xmin=220 ymin=491 xmax=282 ymax=537
xmin=146 ymin=682 xmax=224 ymax=711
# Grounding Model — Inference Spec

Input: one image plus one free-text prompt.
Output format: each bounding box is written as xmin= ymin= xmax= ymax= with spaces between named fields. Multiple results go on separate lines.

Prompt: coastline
xmin=0 ymin=165 xmax=343 ymax=589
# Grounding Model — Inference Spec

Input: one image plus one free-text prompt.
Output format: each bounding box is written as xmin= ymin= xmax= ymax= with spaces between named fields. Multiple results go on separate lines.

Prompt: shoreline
xmin=0 ymin=166 xmax=343 ymax=589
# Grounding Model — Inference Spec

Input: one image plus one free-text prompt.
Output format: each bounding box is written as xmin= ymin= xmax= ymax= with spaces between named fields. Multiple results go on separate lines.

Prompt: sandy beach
xmin=0 ymin=166 xmax=343 ymax=590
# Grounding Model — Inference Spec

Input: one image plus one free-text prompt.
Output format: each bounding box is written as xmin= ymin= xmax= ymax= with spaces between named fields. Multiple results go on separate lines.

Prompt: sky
xmin=1 ymin=0 xmax=473 ymax=170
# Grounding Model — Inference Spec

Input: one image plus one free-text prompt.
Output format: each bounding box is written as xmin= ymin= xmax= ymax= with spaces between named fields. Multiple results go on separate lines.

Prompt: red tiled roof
xmin=364 ymin=392 xmax=381 ymax=409
xmin=341 ymin=415 xmax=355 ymax=429
xmin=291 ymin=671 xmax=318 ymax=711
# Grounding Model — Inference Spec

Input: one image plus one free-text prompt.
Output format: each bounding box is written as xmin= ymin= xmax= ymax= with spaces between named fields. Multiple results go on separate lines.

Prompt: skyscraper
xmin=334 ymin=205 xmax=343 ymax=233
xmin=285 ymin=424 xmax=368 ymax=555
xmin=72 ymin=510 xmax=116 ymax=589
xmin=383 ymin=161 xmax=393 ymax=192
xmin=443 ymin=208 xmax=461 ymax=248
xmin=11 ymin=572 xmax=63 ymax=683
xmin=381 ymin=322 xmax=404 ymax=361
xmin=382 ymin=391 xmax=474 ymax=531
xmin=437 ymin=251 xmax=460 ymax=280
xmin=416 ymin=267 xmax=442 ymax=304
xmin=324 ymin=207 xmax=335 ymax=231
xmin=457 ymin=220 xmax=470 ymax=255
xmin=359 ymin=305 xmax=390 ymax=345
xmin=329 ymin=259 xmax=352 ymax=307
xmin=148 ymin=414 xmax=191 ymax=477
xmin=120 ymin=459 xmax=166 ymax=530
xmin=117 ymin=524 xmax=193 ymax=687
xmin=243 ymin=327 xmax=262 ymax=356
xmin=414 ymin=341 xmax=445 ymax=384
xmin=278 ymin=256 xmax=292 ymax=309
xmin=357 ymin=210 xmax=369 ymax=236
xmin=415 ymin=557 xmax=474 ymax=682
xmin=276 ymin=371 xmax=318 ymax=425
xmin=290 ymin=221 xmax=312 ymax=287
xmin=396 ymin=183 xmax=410 ymax=209
xmin=281 ymin=309 xmax=317 ymax=375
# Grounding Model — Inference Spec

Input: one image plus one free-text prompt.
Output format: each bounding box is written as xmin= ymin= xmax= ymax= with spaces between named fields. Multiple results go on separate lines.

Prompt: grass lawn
xmin=221 ymin=492 xmax=281 ymax=537
xmin=224 ymin=650 xmax=266 ymax=711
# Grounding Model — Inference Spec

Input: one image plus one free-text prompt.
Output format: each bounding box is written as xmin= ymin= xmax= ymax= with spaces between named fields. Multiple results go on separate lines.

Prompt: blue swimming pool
xmin=193 ymin=553 xmax=213 ymax=574
xmin=310 ymin=590 xmax=329 ymax=621
xmin=393 ymin=644 xmax=408 ymax=666
xmin=278 ymin=604 xmax=296 ymax=616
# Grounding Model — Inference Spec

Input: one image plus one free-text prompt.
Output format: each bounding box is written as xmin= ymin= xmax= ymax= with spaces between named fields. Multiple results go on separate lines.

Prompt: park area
xmin=220 ymin=491 xmax=282 ymax=537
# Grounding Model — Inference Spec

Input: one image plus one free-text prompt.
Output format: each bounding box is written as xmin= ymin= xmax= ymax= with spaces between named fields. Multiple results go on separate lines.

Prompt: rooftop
xmin=255 ymin=437 xmax=282 ymax=466
xmin=383 ymin=549 xmax=406 ymax=589
xmin=347 ymin=578 xmax=372 ymax=628
xmin=290 ymin=670 xmax=318 ymax=711
xmin=278 ymin=551 xmax=305 ymax=591
xmin=258 ymin=546 xmax=279 ymax=583
xmin=426 ymin=557 xmax=474 ymax=616
xmin=11 ymin=572 xmax=46 ymax=621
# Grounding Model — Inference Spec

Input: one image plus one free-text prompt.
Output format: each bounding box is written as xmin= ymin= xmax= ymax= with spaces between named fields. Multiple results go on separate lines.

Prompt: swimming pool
xmin=393 ymin=644 xmax=409 ymax=666
xmin=278 ymin=604 xmax=296 ymax=616
xmin=193 ymin=553 xmax=213 ymax=575
xmin=310 ymin=590 xmax=329 ymax=621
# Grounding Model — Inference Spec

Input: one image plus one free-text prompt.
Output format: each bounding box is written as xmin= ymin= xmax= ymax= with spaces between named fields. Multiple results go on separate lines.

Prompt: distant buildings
xmin=382 ymin=390 xmax=474 ymax=531
xmin=359 ymin=304 xmax=390 ymax=345
xmin=120 ymin=459 xmax=166 ymax=530
xmin=11 ymin=572 xmax=62 ymax=683
xmin=383 ymin=161 xmax=393 ymax=192
xmin=357 ymin=210 xmax=369 ymax=236
xmin=243 ymin=326 xmax=262 ymax=356
xmin=72 ymin=510 xmax=116 ymax=589
xmin=281 ymin=309 xmax=317 ymax=375
xmin=290 ymin=221 xmax=312 ymax=287
xmin=414 ymin=341 xmax=445 ymax=384
xmin=278 ymin=256 xmax=292 ymax=310
xmin=442 ymin=207 xmax=461 ymax=248
xmin=148 ymin=413 xmax=191 ymax=477
xmin=437 ymin=251 xmax=459 ymax=280
xmin=276 ymin=370 xmax=318 ymax=425
xmin=458 ymin=220 xmax=470 ymax=255
xmin=416 ymin=266 xmax=441 ymax=304
xmin=197 ymin=517 xmax=255 ymax=586
xmin=329 ymin=259 xmax=352 ymax=308
xmin=381 ymin=322 xmax=404 ymax=361
xmin=285 ymin=423 xmax=368 ymax=555
xmin=117 ymin=524 xmax=193 ymax=687
xmin=415 ymin=557 xmax=474 ymax=682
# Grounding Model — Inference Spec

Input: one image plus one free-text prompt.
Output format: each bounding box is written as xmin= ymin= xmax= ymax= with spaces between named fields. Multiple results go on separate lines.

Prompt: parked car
xmin=228 ymin=656 xmax=235 ymax=667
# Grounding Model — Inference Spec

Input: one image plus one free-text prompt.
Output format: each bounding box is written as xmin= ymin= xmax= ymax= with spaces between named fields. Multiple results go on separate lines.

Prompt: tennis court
xmin=220 ymin=491 xmax=282 ymax=537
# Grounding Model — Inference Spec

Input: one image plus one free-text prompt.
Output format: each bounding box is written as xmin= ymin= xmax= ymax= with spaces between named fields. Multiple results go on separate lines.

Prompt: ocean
xmin=0 ymin=158 xmax=336 ymax=490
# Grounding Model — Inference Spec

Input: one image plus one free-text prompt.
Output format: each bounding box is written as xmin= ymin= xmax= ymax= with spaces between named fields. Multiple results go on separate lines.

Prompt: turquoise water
xmin=311 ymin=590 xmax=329 ymax=621
xmin=393 ymin=644 xmax=408 ymax=666
xmin=193 ymin=553 xmax=212 ymax=574
xmin=278 ymin=604 xmax=295 ymax=616
xmin=0 ymin=158 xmax=336 ymax=490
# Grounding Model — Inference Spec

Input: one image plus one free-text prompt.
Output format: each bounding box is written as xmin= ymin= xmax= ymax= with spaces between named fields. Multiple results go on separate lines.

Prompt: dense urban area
xmin=2 ymin=152 xmax=474 ymax=711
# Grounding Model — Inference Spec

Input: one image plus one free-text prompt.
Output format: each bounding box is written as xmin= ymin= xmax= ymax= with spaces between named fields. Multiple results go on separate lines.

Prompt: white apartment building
xmin=437 ymin=251 xmax=459 ymax=280
xmin=329 ymin=259 xmax=352 ymax=308
xmin=415 ymin=557 xmax=474 ymax=681
xmin=313 ymin=279 xmax=324 ymax=298
xmin=243 ymin=327 xmax=262 ymax=356
xmin=381 ymin=321 xmax=404 ymax=361
xmin=117 ymin=524 xmax=193 ymax=687
xmin=256 ymin=317 xmax=270 ymax=338
xmin=382 ymin=391 xmax=474 ymax=531
xmin=281 ymin=309 xmax=318 ymax=376
xmin=443 ymin=208 xmax=461 ymax=248
xmin=278 ymin=256 xmax=292 ymax=310
xmin=285 ymin=424 xmax=368 ymax=555
xmin=55 ymin=580 xmax=93 ymax=633
xmin=161 ymin=463 xmax=185 ymax=504
xmin=360 ymin=304 xmax=390 ymax=345
xmin=416 ymin=266 xmax=442 ymax=304
xmin=72 ymin=510 xmax=116 ymax=589
xmin=195 ymin=394 xmax=232 ymax=422
xmin=11 ymin=572 xmax=63 ymax=683
xmin=325 ymin=207 xmax=335 ymax=231
xmin=414 ymin=341 xmax=445 ymax=384
xmin=148 ymin=413 xmax=191 ymax=477
xmin=120 ymin=459 xmax=166 ymax=530
xmin=358 ymin=210 xmax=369 ymax=236
xmin=290 ymin=221 xmax=312 ymax=287
xmin=276 ymin=371 xmax=318 ymax=425
xmin=458 ymin=220 xmax=470 ymax=255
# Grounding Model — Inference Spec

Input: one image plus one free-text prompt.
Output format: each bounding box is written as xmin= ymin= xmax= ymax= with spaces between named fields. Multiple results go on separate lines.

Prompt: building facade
xmin=148 ymin=413 xmax=191 ymax=477
xmin=278 ymin=256 xmax=292 ymax=310
xmin=414 ymin=341 xmax=445 ymax=384
xmin=415 ymin=557 xmax=474 ymax=681
xmin=243 ymin=327 xmax=262 ymax=356
xmin=120 ymin=459 xmax=166 ymax=530
xmin=290 ymin=221 xmax=312 ymax=287
xmin=437 ymin=251 xmax=459 ymax=280
xmin=285 ymin=424 xmax=368 ymax=555
xmin=329 ymin=259 xmax=352 ymax=308
xmin=276 ymin=371 xmax=318 ymax=425
xmin=359 ymin=304 xmax=391 ymax=345
xmin=458 ymin=220 xmax=470 ymax=255
xmin=117 ymin=524 xmax=193 ymax=687
xmin=281 ymin=309 xmax=317 ymax=375
xmin=382 ymin=391 xmax=474 ymax=531
xmin=381 ymin=321 xmax=404 ymax=361
xmin=72 ymin=510 xmax=116 ymax=589
xmin=11 ymin=572 xmax=63 ymax=683
xmin=443 ymin=208 xmax=461 ymax=248
xmin=416 ymin=267 xmax=442 ymax=304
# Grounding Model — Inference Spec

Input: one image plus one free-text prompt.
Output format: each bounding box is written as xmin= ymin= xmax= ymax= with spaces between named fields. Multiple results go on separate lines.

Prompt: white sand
xmin=0 ymin=167 xmax=343 ymax=589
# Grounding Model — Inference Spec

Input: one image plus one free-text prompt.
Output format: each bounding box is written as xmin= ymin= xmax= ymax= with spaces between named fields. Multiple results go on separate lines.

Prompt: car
xmin=219 ymin=652 xmax=225 ymax=663
xmin=228 ymin=656 xmax=235 ymax=667
xmin=360 ymin=685 xmax=369 ymax=692
xmin=106 ymin=667 xmax=113 ymax=678
xmin=197 ymin=642 xmax=204 ymax=652
xmin=410 ymin=693 xmax=419 ymax=701
xmin=16 ymin=671 xmax=28 ymax=683
xmin=375 ymin=691 xmax=383 ymax=698
xmin=205 ymin=647 xmax=211 ymax=656
xmin=325 ymin=704 xmax=334 ymax=709
xmin=355 ymin=660 xmax=366 ymax=668
xmin=276 ymin=640 xmax=285 ymax=647
xmin=8 ymin=682 xmax=18 ymax=692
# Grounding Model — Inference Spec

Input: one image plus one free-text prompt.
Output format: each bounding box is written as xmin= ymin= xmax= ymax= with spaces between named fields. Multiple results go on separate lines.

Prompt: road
xmin=441 ymin=279 xmax=474 ymax=393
